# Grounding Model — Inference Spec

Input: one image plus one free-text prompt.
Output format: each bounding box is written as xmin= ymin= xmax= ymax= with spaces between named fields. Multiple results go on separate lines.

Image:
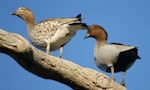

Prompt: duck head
xmin=84 ymin=25 xmax=108 ymax=41
xmin=12 ymin=7 xmax=35 ymax=24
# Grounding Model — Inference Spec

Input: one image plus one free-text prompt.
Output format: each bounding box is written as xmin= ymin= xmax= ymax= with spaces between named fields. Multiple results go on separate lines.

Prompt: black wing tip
xmin=76 ymin=14 xmax=82 ymax=21
xmin=111 ymin=43 xmax=125 ymax=45
xmin=132 ymin=47 xmax=141 ymax=59
xmin=131 ymin=47 xmax=141 ymax=59
xmin=82 ymin=23 xmax=89 ymax=28
xmin=137 ymin=56 xmax=141 ymax=59
xmin=76 ymin=14 xmax=81 ymax=18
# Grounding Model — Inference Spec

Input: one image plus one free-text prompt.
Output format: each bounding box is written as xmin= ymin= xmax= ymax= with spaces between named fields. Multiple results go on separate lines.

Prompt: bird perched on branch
xmin=84 ymin=24 xmax=140 ymax=86
xmin=12 ymin=7 xmax=88 ymax=57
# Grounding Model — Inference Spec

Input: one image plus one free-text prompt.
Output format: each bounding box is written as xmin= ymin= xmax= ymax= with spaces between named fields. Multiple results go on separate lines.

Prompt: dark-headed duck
xmin=85 ymin=24 xmax=140 ymax=86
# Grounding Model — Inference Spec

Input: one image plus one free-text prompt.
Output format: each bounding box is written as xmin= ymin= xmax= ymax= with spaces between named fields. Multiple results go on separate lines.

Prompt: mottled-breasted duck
xmin=85 ymin=24 xmax=140 ymax=86
xmin=12 ymin=7 xmax=88 ymax=57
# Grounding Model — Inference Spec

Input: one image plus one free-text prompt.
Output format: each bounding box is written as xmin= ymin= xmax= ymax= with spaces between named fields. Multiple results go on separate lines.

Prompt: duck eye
xmin=91 ymin=28 xmax=95 ymax=31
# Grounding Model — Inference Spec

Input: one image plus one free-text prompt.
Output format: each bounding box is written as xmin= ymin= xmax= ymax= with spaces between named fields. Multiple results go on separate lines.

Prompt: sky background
xmin=0 ymin=0 xmax=149 ymax=90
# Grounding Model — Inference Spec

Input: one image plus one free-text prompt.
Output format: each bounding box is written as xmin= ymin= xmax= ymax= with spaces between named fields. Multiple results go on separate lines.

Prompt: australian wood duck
xmin=85 ymin=25 xmax=140 ymax=86
xmin=12 ymin=7 xmax=88 ymax=57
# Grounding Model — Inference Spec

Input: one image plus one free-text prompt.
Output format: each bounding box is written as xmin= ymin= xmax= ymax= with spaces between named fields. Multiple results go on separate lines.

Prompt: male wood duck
xmin=85 ymin=24 xmax=140 ymax=86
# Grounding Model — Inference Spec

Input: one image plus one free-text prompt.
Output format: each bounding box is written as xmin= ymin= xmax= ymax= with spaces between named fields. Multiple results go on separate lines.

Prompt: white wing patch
xmin=111 ymin=44 xmax=135 ymax=52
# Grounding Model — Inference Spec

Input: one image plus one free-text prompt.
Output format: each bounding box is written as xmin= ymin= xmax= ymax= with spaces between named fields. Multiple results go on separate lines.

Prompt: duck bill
xmin=84 ymin=33 xmax=90 ymax=39
xmin=11 ymin=11 xmax=17 ymax=15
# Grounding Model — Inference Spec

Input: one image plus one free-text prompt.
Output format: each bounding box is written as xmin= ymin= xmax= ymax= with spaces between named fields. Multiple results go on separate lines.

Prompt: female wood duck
xmin=12 ymin=7 xmax=88 ymax=57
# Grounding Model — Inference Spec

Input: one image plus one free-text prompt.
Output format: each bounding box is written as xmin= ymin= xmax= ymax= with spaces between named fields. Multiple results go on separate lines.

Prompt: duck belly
xmin=28 ymin=25 xmax=77 ymax=52
xmin=94 ymin=45 xmax=119 ymax=72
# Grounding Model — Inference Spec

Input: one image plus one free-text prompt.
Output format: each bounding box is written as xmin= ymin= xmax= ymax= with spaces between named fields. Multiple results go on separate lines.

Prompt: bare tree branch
xmin=0 ymin=29 xmax=126 ymax=90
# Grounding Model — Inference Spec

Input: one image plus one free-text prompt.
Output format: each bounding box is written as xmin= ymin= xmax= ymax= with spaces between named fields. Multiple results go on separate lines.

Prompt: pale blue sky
xmin=0 ymin=0 xmax=149 ymax=90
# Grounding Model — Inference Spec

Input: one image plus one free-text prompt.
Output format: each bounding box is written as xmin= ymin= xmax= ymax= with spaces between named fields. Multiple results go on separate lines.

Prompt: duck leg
xmin=58 ymin=46 xmax=63 ymax=58
xmin=46 ymin=41 xmax=51 ymax=55
xmin=110 ymin=65 xmax=115 ymax=81
xmin=121 ymin=71 xmax=126 ymax=86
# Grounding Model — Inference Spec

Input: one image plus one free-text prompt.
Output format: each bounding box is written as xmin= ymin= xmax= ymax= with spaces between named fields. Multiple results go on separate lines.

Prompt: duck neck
xmin=94 ymin=40 xmax=106 ymax=54
xmin=96 ymin=39 xmax=106 ymax=48
xmin=24 ymin=15 xmax=35 ymax=31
